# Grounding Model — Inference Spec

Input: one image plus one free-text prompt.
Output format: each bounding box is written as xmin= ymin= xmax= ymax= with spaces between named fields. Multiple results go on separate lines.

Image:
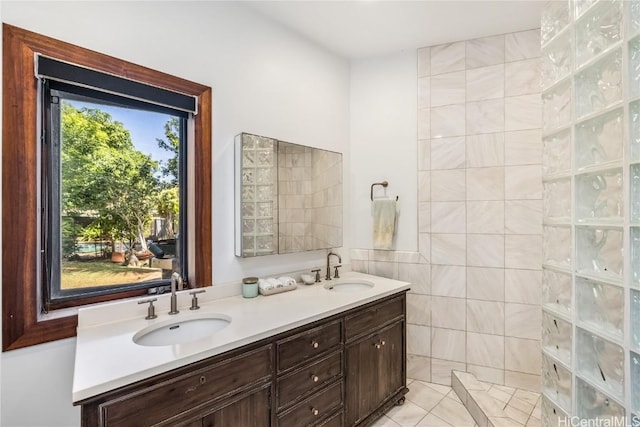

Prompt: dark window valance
xmin=36 ymin=54 xmax=197 ymax=114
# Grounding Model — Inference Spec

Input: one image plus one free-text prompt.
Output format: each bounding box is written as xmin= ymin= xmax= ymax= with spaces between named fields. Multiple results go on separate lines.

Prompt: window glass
xmin=44 ymin=86 xmax=186 ymax=307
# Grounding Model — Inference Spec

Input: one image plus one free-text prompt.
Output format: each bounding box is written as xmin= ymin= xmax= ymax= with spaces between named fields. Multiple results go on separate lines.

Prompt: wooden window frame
xmin=2 ymin=24 xmax=212 ymax=351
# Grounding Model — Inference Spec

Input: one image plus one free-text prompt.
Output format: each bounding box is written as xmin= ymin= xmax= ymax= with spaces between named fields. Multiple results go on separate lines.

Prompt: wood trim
xmin=2 ymin=24 xmax=212 ymax=351
xmin=194 ymin=87 xmax=213 ymax=286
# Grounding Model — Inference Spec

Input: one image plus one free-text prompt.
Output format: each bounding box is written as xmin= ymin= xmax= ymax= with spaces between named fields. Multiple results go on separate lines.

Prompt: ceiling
xmin=245 ymin=1 xmax=545 ymax=60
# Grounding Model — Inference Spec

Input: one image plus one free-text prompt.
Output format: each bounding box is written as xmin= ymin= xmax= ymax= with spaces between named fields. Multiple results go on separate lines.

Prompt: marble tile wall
xmin=352 ymin=29 xmax=543 ymax=392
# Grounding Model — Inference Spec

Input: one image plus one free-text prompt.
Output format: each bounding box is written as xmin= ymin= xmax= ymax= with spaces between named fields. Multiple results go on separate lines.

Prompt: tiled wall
xmin=352 ymin=29 xmax=543 ymax=392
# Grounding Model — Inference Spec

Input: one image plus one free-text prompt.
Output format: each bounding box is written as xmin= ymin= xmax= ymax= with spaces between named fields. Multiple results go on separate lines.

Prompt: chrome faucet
xmin=325 ymin=251 xmax=342 ymax=281
xmin=169 ymin=272 xmax=182 ymax=315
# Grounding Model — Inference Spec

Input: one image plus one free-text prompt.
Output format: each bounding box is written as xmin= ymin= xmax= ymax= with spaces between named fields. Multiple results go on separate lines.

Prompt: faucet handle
xmin=189 ymin=290 xmax=205 ymax=310
xmin=311 ymin=268 xmax=321 ymax=283
xmin=333 ymin=265 xmax=342 ymax=279
xmin=138 ymin=298 xmax=158 ymax=320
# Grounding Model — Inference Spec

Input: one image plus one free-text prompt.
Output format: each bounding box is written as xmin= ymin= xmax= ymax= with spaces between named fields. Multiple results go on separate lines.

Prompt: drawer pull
xmin=311 ymin=341 xmax=319 ymax=349
xmin=311 ymin=375 xmax=319 ymax=382
xmin=312 ymin=408 xmax=319 ymax=416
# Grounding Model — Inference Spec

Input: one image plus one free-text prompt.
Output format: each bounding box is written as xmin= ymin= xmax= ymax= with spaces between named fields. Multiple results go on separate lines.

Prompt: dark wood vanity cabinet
xmin=344 ymin=296 xmax=406 ymax=426
xmin=79 ymin=292 xmax=407 ymax=427
xmin=80 ymin=345 xmax=273 ymax=427
xmin=201 ymin=386 xmax=271 ymax=427
xmin=274 ymin=319 xmax=344 ymax=426
xmin=345 ymin=322 xmax=404 ymax=426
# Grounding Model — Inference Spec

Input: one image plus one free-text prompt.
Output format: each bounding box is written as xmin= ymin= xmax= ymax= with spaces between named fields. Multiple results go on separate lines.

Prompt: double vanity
xmin=73 ymin=272 xmax=410 ymax=426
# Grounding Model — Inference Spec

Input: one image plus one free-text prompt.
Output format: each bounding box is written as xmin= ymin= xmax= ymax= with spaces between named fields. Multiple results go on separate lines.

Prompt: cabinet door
xmin=376 ymin=321 xmax=404 ymax=405
xmin=345 ymin=321 xmax=404 ymax=426
xmin=345 ymin=333 xmax=379 ymax=426
xmin=202 ymin=386 xmax=270 ymax=427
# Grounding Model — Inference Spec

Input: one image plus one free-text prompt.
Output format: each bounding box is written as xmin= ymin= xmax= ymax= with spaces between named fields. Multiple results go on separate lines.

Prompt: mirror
xmin=234 ymin=133 xmax=343 ymax=257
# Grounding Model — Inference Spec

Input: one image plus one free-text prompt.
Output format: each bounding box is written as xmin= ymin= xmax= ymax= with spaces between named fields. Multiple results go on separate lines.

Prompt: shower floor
xmin=372 ymin=375 xmax=541 ymax=427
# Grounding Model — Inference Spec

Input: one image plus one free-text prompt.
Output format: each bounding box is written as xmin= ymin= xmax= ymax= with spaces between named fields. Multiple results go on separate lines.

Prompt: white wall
xmin=2 ymin=339 xmax=77 ymax=425
xmin=1 ymin=2 xmax=350 ymax=425
xmin=350 ymin=51 xmax=417 ymax=251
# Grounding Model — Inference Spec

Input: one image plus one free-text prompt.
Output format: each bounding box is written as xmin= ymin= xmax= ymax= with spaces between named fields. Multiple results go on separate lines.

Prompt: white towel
xmin=278 ymin=276 xmax=296 ymax=287
xmin=268 ymin=278 xmax=283 ymax=288
xmin=372 ymin=198 xmax=397 ymax=250
xmin=258 ymin=279 xmax=273 ymax=291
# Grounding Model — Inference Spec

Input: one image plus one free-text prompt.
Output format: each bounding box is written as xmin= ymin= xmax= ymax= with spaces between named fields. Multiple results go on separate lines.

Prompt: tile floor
xmin=372 ymin=379 xmax=541 ymax=427
xmin=487 ymin=384 xmax=541 ymax=427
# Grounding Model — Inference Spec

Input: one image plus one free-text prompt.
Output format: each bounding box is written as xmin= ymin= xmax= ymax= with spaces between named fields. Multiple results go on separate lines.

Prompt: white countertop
xmin=72 ymin=271 xmax=410 ymax=403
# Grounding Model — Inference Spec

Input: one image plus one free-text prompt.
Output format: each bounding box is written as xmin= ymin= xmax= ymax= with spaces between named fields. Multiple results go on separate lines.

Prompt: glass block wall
xmin=236 ymin=133 xmax=278 ymax=257
xmin=540 ymin=0 xmax=640 ymax=424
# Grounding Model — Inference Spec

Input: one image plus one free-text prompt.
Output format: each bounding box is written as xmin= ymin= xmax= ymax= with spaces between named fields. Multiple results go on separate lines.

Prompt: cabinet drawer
xmin=318 ymin=410 xmax=343 ymax=427
xmin=277 ymin=350 xmax=343 ymax=410
xmin=100 ymin=345 xmax=272 ymax=426
xmin=277 ymin=320 xmax=342 ymax=372
xmin=345 ymin=295 xmax=404 ymax=341
xmin=277 ymin=380 xmax=343 ymax=427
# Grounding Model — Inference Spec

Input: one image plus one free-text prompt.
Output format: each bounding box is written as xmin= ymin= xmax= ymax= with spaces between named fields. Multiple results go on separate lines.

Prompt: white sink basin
xmin=324 ymin=280 xmax=375 ymax=292
xmin=133 ymin=314 xmax=231 ymax=347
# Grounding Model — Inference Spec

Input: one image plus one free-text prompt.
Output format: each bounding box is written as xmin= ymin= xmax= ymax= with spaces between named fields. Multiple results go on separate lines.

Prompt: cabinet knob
xmin=381 ymin=340 xmax=386 ymax=346
xmin=374 ymin=343 xmax=381 ymax=349
xmin=311 ymin=341 xmax=319 ymax=349
xmin=311 ymin=375 xmax=319 ymax=382
xmin=312 ymin=408 xmax=319 ymax=416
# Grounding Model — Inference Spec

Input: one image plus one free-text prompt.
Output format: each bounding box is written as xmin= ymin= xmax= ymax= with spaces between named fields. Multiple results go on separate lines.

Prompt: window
xmin=42 ymin=79 xmax=188 ymax=310
xmin=2 ymin=24 xmax=212 ymax=350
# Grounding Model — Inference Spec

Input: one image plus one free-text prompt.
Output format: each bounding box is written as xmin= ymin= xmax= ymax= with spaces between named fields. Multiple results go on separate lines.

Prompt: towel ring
xmin=370 ymin=181 xmax=398 ymax=201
